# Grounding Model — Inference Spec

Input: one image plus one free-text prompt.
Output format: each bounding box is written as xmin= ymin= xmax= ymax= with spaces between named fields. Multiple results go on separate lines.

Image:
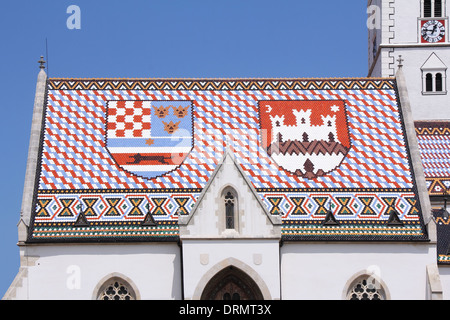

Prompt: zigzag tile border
xmin=33 ymin=192 xmax=198 ymax=222
xmin=262 ymin=191 xmax=420 ymax=221
xmin=48 ymin=78 xmax=395 ymax=91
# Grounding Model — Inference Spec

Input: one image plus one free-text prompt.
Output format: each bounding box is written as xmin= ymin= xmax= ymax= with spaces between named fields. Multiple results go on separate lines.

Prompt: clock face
xmin=421 ymin=20 xmax=446 ymax=43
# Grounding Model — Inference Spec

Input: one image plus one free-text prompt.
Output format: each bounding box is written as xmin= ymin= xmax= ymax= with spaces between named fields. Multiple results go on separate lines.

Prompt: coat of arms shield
xmin=259 ymin=100 xmax=351 ymax=179
xmin=105 ymin=100 xmax=193 ymax=180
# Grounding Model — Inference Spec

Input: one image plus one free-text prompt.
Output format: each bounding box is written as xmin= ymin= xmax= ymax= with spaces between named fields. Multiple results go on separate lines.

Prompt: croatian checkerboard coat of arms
xmin=259 ymin=100 xmax=351 ymax=179
xmin=105 ymin=100 xmax=193 ymax=179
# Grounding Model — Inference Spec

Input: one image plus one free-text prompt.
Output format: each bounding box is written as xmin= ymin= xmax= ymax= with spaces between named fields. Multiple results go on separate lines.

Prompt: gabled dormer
xmin=421 ymin=52 xmax=448 ymax=94
xmin=179 ymin=149 xmax=281 ymax=240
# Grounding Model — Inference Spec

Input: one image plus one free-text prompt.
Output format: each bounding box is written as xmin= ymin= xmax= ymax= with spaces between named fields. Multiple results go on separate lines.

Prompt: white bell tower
xmin=367 ymin=0 xmax=450 ymax=120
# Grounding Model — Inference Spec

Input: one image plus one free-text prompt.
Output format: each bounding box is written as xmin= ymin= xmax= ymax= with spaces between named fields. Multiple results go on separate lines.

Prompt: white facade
xmin=6 ymin=243 xmax=182 ymax=300
xmin=281 ymin=242 xmax=436 ymax=300
xmin=368 ymin=0 xmax=450 ymax=120
xmin=3 ymin=137 xmax=443 ymax=300
xmin=3 ymin=150 xmax=441 ymax=300
xmin=5 ymin=241 xmax=438 ymax=300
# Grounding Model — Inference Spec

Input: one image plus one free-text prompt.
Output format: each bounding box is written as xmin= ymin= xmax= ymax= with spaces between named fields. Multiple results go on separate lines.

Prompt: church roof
xmin=415 ymin=121 xmax=450 ymax=196
xmin=27 ymin=78 xmax=429 ymax=243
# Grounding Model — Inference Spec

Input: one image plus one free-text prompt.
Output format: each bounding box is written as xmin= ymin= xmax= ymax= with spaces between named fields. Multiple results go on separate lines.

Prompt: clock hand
xmin=425 ymin=26 xmax=437 ymax=34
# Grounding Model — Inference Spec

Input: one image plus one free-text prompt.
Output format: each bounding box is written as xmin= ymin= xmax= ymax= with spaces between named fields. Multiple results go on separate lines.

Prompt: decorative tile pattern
xmin=433 ymin=210 xmax=450 ymax=264
xmin=27 ymin=78 xmax=428 ymax=242
xmin=415 ymin=121 xmax=450 ymax=195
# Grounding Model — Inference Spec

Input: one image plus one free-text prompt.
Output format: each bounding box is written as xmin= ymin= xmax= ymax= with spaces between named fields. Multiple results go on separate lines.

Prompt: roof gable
xmin=421 ymin=53 xmax=447 ymax=70
xmin=179 ymin=149 xmax=281 ymax=239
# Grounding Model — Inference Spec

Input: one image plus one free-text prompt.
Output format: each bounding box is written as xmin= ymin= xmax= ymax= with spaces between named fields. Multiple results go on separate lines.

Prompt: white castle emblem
xmin=270 ymin=109 xmax=339 ymax=145
xmin=266 ymin=105 xmax=350 ymax=179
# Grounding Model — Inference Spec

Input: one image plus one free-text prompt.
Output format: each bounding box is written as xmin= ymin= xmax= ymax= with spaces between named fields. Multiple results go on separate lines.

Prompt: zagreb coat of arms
xmin=259 ymin=100 xmax=351 ymax=179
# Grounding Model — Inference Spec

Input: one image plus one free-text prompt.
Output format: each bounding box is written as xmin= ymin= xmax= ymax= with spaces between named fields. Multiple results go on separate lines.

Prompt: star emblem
xmin=145 ymin=138 xmax=155 ymax=146
xmin=330 ymin=105 xmax=340 ymax=112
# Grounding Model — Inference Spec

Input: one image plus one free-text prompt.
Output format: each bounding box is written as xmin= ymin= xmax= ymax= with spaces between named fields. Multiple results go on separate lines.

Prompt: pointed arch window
xmin=222 ymin=187 xmax=239 ymax=232
xmin=345 ymin=274 xmax=388 ymax=300
xmin=225 ymin=191 xmax=235 ymax=229
xmin=96 ymin=277 xmax=137 ymax=300
xmin=347 ymin=277 xmax=385 ymax=300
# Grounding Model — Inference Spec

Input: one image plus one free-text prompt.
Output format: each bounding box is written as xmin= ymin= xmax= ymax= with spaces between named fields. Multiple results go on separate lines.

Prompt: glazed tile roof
xmin=433 ymin=209 xmax=450 ymax=264
xmin=27 ymin=78 xmax=428 ymax=242
xmin=415 ymin=121 xmax=450 ymax=196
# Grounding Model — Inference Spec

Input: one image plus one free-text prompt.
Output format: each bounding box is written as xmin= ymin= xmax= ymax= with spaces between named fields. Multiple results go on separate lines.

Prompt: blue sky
xmin=0 ymin=0 xmax=368 ymax=297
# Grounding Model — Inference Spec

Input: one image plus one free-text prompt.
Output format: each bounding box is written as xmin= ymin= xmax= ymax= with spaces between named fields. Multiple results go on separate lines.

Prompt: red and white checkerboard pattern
xmin=107 ymin=100 xmax=151 ymax=138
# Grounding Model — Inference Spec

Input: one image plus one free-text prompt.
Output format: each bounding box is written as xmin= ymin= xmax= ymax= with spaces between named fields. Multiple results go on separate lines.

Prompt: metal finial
xmin=38 ymin=56 xmax=46 ymax=69
xmin=397 ymin=55 xmax=404 ymax=68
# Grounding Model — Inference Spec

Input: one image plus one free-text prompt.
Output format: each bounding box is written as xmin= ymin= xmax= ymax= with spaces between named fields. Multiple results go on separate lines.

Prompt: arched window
xmin=423 ymin=0 xmax=445 ymax=17
xmin=436 ymin=73 xmax=443 ymax=91
xmin=225 ymin=191 xmax=235 ymax=229
xmin=95 ymin=276 xmax=138 ymax=300
xmin=435 ymin=0 xmax=443 ymax=17
xmin=426 ymin=73 xmax=434 ymax=92
xmin=222 ymin=187 xmax=238 ymax=232
xmin=345 ymin=275 xmax=388 ymax=300
xmin=424 ymin=0 xmax=432 ymax=17
xmin=421 ymin=53 xmax=447 ymax=95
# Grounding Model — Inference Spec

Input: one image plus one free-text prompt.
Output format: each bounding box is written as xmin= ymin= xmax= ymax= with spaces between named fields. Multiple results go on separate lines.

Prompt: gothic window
xmin=222 ymin=187 xmax=238 ymax=232
xmin=97 ymin=278 xmax=136 ymax=300
xmin=225 ymin=191 xmax=235 ymax=229
xmin=346 ymin=276 xmax=387 ymax=300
